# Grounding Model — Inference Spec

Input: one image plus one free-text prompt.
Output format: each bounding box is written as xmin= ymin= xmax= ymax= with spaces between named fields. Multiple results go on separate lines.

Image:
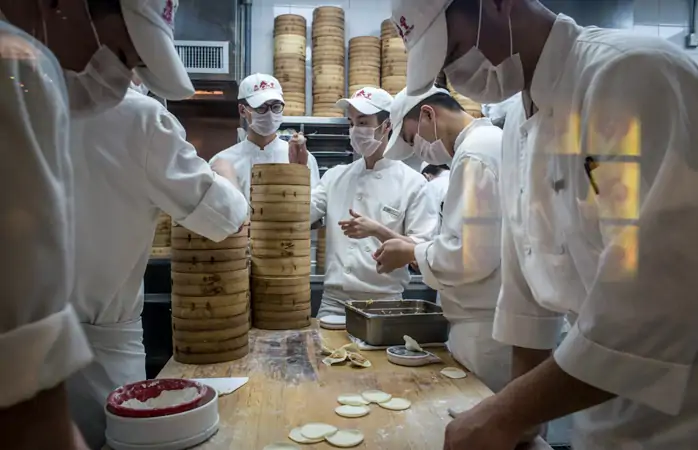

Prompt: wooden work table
xmin=148 ymin=321 xmax=553 ymax=450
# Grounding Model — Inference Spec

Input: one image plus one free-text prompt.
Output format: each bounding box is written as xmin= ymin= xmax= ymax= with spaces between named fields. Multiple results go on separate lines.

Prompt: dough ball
xmin=440 ymin=367 xmax=467 ymax=379
xmin=326 ymin=429 xmax=365 ymax=448
xmin=378 ymin=397 xmax=411 ymax=411
xmin=335 ymin=404 xmax=370 ymax=418
xmin=361 ymin=390 xmax=392 ymax=404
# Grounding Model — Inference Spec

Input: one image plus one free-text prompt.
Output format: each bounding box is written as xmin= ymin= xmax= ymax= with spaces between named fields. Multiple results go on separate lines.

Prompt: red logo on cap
xmin=162 ymin=0 xmax=176 ymax=29
xmin=394 ymin=16 xmax=414 ymax=42
xmin=353 ymin=89 xmax=372 ymax=100
xmin=254 ymin=80 xmax=276 ymax=91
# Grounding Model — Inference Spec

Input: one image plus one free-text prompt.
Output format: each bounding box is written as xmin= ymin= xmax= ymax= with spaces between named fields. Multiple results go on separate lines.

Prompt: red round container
xmin=106 ymin=379 xmax=207 ymax=418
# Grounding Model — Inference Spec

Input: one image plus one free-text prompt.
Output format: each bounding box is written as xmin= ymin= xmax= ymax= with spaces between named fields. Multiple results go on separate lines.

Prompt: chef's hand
xmin=289 ymin=132 xmax=309 ymax=165
xmin=443 ymin=397 xmax=525 ymax=450
xmin=339 ymin=209 xmax=380 ymax=239
xmin=374 ymin=239 xmax=416 ymax=274
xmin=210 ymin=158 xmax=241 ymax=190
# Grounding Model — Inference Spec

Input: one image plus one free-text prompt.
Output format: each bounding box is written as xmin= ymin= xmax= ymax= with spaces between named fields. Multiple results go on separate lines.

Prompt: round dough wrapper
xmin=337 ymin=394 xmax=370 ymax=406
xmin=335 ymin=405 xmax=370 ymax=418
xmin=378 ymin=397 xmax=412 ymax=411
xmin=300 ymin=423 xmax=338 ymax=440
xmin=361 ymin=390 xmax=392 ymax=404
xmin=326 ymin=429 xmax=365 ymax=448
xmin=263 ymin=443 xmax=300 ymax=450
xmin=440 ymin=367 xmax=468 ymax=379
xmin=288 ymin=427 xmax=324 ymax=444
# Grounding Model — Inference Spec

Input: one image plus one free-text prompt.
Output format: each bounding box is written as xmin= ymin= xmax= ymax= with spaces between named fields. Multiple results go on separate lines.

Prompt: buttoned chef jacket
xmin=70 ymin=89 xmax=248 ymax=325
xmin=493 ymin=15 xmax=698 ymax=449
xmin=415 ymin=120 xmax=503 ymax=320
xmin=0 ymin=18 xmax=92 ymax=408
xmin=210 ymin=137 xmax=320 ymax=200
xmin=310 ymin=158 xmax=435 ymax=294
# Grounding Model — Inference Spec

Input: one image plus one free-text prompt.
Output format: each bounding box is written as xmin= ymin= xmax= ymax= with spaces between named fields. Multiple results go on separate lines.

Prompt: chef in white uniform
xmin=210 ymin=73 xmax=320 ymax=198
xmin=419 ymin=162 xmax=450 ymax=305
xmin=311 ymin=87 xmax=435 ymax=318
xmin=375 ymin=86 xmax=510 ymax=392
xmin=0 ymin=0 xmax=196 ymax=448
xmin=390 ymin=0 xmax=698 ymax=449
xmin=68 ymin=79 xmax=247 ymax=447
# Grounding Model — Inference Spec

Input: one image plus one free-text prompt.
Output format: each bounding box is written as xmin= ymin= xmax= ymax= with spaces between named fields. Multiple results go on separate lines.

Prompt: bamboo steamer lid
xmin=173 ymin=322 xmax=250 ymax=342
xmin=174 ymin=345 xmax=249 ymax=364
xmin=174 ymin=333 xmax=249 ymax=354
xmin=249 ymin=184 xmax=310 ymax=202
xmin=254 ymin=308 xmax=310 ymax=322
xmin=171 ymin=276 xmax=249 ymax=297
xmin=275 ymin=13 xmax=306 ymax=29
xmin=381 ymin=18 xmax=398 ymax=37
xmin=254 ymin=319 xmax=310 ymax=330
xmin=171 ymin=247 xmax=247 ymax=263
xmin=254 ymin=300 xmax=311 ymax=313
xmin=172 ymin=301 xmax=249 ymax=320
xmin=251 ymin=256 xmax=311 ymax=276
xmin=171 ymin=258 xmax=248 ymax=274
xmin=172 ymin=311 xmax=250 ymax=331
xmin=312 ymin=64 xmax=345 ymax=76
xmin=250 ymin=163 xmax=310 ymax=186
xmin=171 ymin=269 xmax=248 ymax=286
xmin=313 ymin=6 xmax=344 ymax=19
xmin=250 ymin=201 xmax=309 ymax=222
xmin=172 ymin=292 xmax=249 ymax=309
xmin=274 ymin=36 xmax=306 ymax=58
xmin=171 ymin=235 xmax=248 ymax=251
xmin=252 ymin=289 xmax=310 ymax=304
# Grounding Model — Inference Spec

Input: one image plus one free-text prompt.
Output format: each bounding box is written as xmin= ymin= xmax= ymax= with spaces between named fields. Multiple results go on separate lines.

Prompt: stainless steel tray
xmin=345 ymin=300 xmax=449 ymax=346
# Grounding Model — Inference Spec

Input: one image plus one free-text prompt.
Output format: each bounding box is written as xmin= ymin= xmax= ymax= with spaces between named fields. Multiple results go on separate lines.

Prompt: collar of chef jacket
xmin=242 ymin=135 xmax=285 ymax=153
xmin=358 ymin=157 xmax=397 ymax=172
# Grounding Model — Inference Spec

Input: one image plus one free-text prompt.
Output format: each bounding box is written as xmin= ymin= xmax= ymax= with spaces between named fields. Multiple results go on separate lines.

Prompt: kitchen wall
xmin=632 ymin=0 xmax=697 ymax=58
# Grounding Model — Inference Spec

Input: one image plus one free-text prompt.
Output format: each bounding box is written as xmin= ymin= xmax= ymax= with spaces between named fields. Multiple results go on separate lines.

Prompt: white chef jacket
xmin=493 ymin=15 xmax=698 ymax=448
xmin=210 ymin=136 xmax=320 ymax=200
xmin=423 ymin=169 xmax=450 ymax=234
xmin=0 ymin=18 xmax=92 ymax=408
xmin=71 ymin=89 xmax=248 ymax=324
xmin=311 ymin=158 xmax=434 ymax=294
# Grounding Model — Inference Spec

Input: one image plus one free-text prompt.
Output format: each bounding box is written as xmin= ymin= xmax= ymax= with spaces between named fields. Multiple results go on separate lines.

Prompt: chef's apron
xmin=317 ymin=288 xmax=402 ymax=318
xmin=67 ymin=318 xmax=146 ymax=449
xmin=447 ymin=319 xmax=511 ymax=393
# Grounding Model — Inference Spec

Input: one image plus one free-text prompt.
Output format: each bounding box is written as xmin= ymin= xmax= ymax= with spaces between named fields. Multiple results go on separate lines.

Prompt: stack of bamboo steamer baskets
xmin=170 ymin=223 xmax=251 ymax=364
xmin=249 ymin=164 xmax=312 ymax=330
xmin=447 ymin=80 xmax=483 ymax=118
xmin=348 ymin=36 xmax=381 ymax=93
xmin=380 ymin=19 xmax=407 ymax=95
xmin=315 ymin=226 xmax=326 ymax=274
xmin=150 ymin=211 xmax=171 ymax=258
xmin=311 ymin=6 xmax=346 ymax=117
xmin=274 ymin=14 xmax=307 ymax=116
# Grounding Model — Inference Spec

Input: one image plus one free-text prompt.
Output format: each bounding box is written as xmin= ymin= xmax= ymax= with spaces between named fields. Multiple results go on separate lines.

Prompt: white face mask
xmin=350 ymin=122 xmax=387 ymax=158
xmin=65 ymin=46 xmax=132 ymax=117
xmin=247 ymin=110 xmax=283 ymax=136
xmin=413 ymin=110 xmax=452 ymax=165
xmin=443 ymin=0 xmax=524 ymax=104
xmin=130 ymin=81 xmax=150 ymax=96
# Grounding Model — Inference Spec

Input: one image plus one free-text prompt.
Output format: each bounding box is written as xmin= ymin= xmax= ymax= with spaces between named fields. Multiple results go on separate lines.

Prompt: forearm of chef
xmin=373 ymin=225 xmax=413 ymax=244
xmin=177 ymin=174 xmax=248 ymax=242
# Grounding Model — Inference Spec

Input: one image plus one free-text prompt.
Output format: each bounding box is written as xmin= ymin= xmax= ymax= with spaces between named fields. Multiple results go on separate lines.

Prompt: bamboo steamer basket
xmin=250 ymin=201 xmax=310 ymax=222
xmin=172 ymin=292 xmax=249 ymax=309
xmin=274 ymin=14 xmax=307 ymax=36
xmin=251 ymin=275 xmax=309 ymax=293
xmin=172 ymin=301 xmax=249 ymax=320
xmin=171 ymin=235 xmax=248 ymax=250
xmin=172 ymin=311 xmax=250 ymax=332
xmin=150 ymin=211 xmax=171 ymax=256
xmin=447 ymin=80 xmax=483 ymax=117
xmin=315 ymin=226 xmax=326 ymax=273
xmin=312 ymin=35 xmax=345 ymax=48
xmin=173 ymin=322 xmax=250 ymax=343
xmin=348 ymin=84 xmax=380 ymax=95
xmin=249 ymin=184 xmax=310 ymax=203
xmin=254 ymin=319 xmax=311 ymax=330
xmin=311 ymin=25 xmax=344 ymax=39
xmin=171 ymin=259 xmax=248 ymax=274
xmin=381 ymin=18 xmax=398 ymax=39
xmin=171 ymin=270 xmax=250 ymax=297
xmin=283 ymin=92 xmax=306 ymax=103
xmin=284 ymin=105 xmax=306 ymax=117
xmin=171 ymin=223 xmax=248 ymax=240
xmin=253 ymin=289 xmax=311 ymax=305
xmin=274 ymin=15 xmax=307 ymax=117
xmin=313 ymin=65 xmax=345 ymax=76
xmin=312 ymin=107 xmax=344 ymax=117
xmin=250 ymin=163 xmax=310 ymax=186
xmin=254 ymin=300 xmax=311 ymax=313
xmin=171 ymin=247 xmax=248 ymax=263
xmin=250 ymin=221 xmax=311 ymax=240
xmin=171 ymin=269 xmax=249 ymax=286
xmin=174 ymin=333 xmax=249 ymax=355
xmin=250 ymin=238 xmax=311 ymax=258
xmin=312 ymin=55 xmax=345 ymax=67
xmin=313 ymin=5 xmax=344 ymax=20
xmin=250 ymin=256 xmax=311 ymax=277
xmin=253 ymin=308 xmax=311 ymax=323
xmin=274 ymin=35 xmax=306 ymax=58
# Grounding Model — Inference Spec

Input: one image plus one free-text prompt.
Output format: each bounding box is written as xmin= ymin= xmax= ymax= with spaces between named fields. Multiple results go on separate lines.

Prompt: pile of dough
xmin=361 ymin=390 xmax=392 ymax=404
xmin=326 ymin=429 xmax=364 ymax=448
xmin=337 ymin=394 xmax=369 ymax=406
xmin=335 ymin=405 xmax=370 ymax=418
xmin=378 ymin=398 xmax=411 ymax=411
xmin=440 ymin=367 xmax=467 ymax=379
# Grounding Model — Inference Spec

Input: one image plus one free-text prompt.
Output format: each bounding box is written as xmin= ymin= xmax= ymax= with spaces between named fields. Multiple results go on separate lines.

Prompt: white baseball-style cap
xmin=122 ymin=0 xmax=195 ymax=100
xmin=385 ymin=85 xmax=450 ymax=160
xmin=238 ymin=73 xmax=285 ymax=107
xmin=390 ymin=0 xmax=455 ymax=95
xmin=336 ymin=87 xmax=393 ymax=115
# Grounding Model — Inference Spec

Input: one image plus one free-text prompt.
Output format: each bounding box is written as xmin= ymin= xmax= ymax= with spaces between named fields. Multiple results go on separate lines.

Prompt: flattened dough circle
xmin=337 ymin=394 xmax=369 ymax=406
xmin=335 ymin=405 xmax=370 ymax=418
xmin=326 ymin=429 xmax=365 ymax=448
xmin=263 ymin=443 xmax=300 ymax=450
xmin=378 ymin=397 xmax=412 ymax=411
xmin=288 ymin=427 xmax=324 ymax=444
xmin=440 ymin=367 xmax=468 ymax=379
xmin=300 ymin=423 xmax=338 ymax=440
xmin=361 ymin=390 xmax=392 ymax=404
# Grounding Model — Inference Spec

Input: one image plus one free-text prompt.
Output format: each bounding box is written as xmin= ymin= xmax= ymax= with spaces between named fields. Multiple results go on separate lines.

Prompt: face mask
xmin=413 ymin=110 xmax=452 ymax=165
xmin=350 ymin=122 xmax=387 ymax=157
xmin=247 ymin=110 xmax=283 ymax=136
xmin=443 ymin=0 xmax=524 ymax=104
xmin=130 ymin=81 xmax=150 ymax=96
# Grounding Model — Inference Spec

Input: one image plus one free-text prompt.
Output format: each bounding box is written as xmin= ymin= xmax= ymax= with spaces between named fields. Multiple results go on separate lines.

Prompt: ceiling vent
xmin=175 ymin=40 xmax=230 ymax=74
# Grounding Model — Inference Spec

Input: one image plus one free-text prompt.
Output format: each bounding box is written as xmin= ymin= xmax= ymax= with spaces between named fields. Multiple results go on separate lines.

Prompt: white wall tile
xmin=631 ymin=24 xmax=659 ymax=37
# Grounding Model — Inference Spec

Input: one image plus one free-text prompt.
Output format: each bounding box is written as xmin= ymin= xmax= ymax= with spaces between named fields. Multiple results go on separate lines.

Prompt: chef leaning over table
xmin=375 ymin=85 xmax=510 ymax=393
xmin=209 ymin=73 xmax=321 ymax=199
xmin=390 ymin=0 xmax=698 ymax=449
xmin=0 ymin=0 xmax=202 ymax=448
xmin=310 ymin=87 xmax=435 ymax=319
